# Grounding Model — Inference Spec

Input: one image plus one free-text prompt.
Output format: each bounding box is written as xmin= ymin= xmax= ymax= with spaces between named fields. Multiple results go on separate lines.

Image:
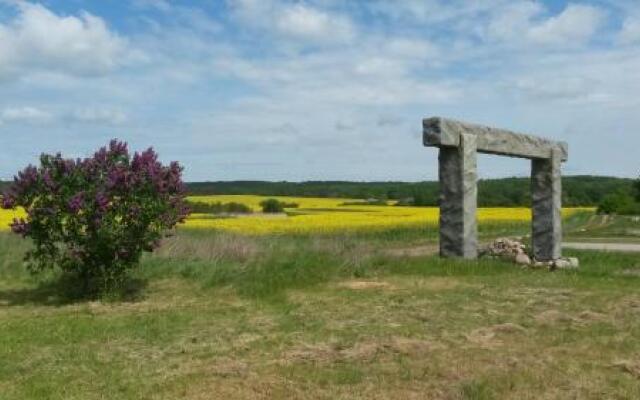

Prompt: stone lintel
xmin=423 ymin=117 xmax=568 ymax=162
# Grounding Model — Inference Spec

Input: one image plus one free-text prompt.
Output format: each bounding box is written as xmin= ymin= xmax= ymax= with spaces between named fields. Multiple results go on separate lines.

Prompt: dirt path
xmin=386 ymin=242 xmax=640 ymax=257
xmin=384 ymin=245 xmax=438 ymax=257
xmin=563 ymin=242 xmax=640 ymax=252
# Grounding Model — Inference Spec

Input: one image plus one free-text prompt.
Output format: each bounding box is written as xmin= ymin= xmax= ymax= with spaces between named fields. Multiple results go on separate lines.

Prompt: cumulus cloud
xmin=275 ymin=3 xmax=354 ymax=42
xmin=0 ymin=1 xmax=638 ymax=180
xmin=527 ymin=4 xmax=604 ymax=46
xmin=0 ymin=2 xmax=129 ymax=79
xmin=487 ymin=3 xmax=605 ymax=47
xmin=0 ymin=106 xmax=52 ymax=124
xmin=619 ymin=18 xmax=640 ymax=44
xmin=228 ymin=0 xmax=355 ymax=44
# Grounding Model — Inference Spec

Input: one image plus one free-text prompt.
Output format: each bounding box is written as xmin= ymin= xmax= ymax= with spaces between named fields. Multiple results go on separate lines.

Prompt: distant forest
xmin=184 ymin=176 xmax=634 ymax=207
xmin=0 ymin=176 xmax=632 ymax=207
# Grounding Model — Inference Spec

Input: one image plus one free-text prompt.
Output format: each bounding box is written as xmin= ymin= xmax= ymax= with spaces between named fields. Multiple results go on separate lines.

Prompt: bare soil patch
xmin=338 ymin=280 xmax=395 ymax=290
xmin=466 ymin=323 xmax=526 ymax=348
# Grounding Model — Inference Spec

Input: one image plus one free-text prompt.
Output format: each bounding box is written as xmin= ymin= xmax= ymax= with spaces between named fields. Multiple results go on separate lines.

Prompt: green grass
xmin=565 ymin=213 xmax=640 ymax=242
xmin=1 ymin=219 xmax=640 ymax=399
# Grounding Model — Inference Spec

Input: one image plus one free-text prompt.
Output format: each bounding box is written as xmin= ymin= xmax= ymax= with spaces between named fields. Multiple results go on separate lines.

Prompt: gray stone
xmin=552 ymin=257 xmax=580 ymax=270
xmin=438 ymin=133 xmax=477 ymax=258
xmin=423 ymin=117 xmax=568 ymax=260
xmin=424 ymin=117 xmax=568 ymax=161
xmin=531 ymin=149 xmax=562 ymax=261
xmin=515 ymin=253 xmax=531 ymax=265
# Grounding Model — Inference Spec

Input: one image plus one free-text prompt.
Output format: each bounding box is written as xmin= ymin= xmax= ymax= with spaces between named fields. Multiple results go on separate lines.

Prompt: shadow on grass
xmin=0 ymin=274 xmax=148 ymax=306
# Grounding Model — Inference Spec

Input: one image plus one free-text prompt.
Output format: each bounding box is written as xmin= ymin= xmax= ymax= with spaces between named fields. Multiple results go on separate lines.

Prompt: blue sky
xmin=0 ymin=0 xmax=639 ymax=181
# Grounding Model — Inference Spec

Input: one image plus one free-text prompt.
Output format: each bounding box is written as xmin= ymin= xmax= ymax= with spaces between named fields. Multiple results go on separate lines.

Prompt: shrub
xmin=260 ymin=198 xmax=285 ymax=213
xmin=0 ymin=140 xmax=189 ymax=293
xmin=597 ymin=190 xmax=640 ymax=215
xmin=186 ymin=201 xmax=252 ymax=214
xmin=342 ymin=198 xmax=388 ymax=206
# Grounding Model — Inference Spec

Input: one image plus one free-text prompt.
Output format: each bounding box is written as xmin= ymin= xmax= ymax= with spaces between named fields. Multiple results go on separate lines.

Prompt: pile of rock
xmin=480 ymin=237 xmax=531 ymax=265
xmin=480 ymin=237 xmax=579 ymax=270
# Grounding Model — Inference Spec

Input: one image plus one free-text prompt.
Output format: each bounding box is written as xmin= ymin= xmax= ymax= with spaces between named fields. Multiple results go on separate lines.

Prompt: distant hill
xmin=0 ymin=176 xmax=632 ymax=207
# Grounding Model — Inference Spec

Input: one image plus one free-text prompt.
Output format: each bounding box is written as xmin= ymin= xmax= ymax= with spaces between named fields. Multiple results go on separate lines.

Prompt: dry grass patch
xmin=612 ymin=359 xmax=640 ymax=379
xmin=384 ymin=244 xmax=438 ymax=258
xmin=155 ymin=233 xmax=260 ymax=262
xmin=337 ymin=280 xmax=395 ymax=290
xmin=280 ymin=336 xmax=441 ymax=365
xmin=465 ymin=323 xmax=527 ymax=348
xmin=533 ymin=309 xmax=574 ymax=325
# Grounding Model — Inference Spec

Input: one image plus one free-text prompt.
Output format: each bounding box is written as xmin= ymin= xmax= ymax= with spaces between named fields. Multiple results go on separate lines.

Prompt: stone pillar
xmin=438 ymin=133 xmax=478 ymax=258
xmin=531 ymin=149 xmax=562 ymax=261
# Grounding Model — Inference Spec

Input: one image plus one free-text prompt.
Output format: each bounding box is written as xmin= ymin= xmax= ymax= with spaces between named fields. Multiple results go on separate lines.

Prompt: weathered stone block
xmin=531 ymin=149 xmax=562 ymax=261
xmin=438 ymin=133 xmax=477 ymax=258
xmin=424 ymin=117 xmax=568 ymax=161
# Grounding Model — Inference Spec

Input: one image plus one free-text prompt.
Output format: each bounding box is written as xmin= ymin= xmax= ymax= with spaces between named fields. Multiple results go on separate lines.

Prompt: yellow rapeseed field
xmin=183 ymin=195 xmax=591 ymax=234
xmin=0 ymin=195 xmax=592 ymax=235
xmin=0 ymin=208 xmax=26 ymax=230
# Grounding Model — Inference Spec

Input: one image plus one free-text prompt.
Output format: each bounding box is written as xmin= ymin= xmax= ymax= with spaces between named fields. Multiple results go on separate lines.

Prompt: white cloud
xmin=0 ymin=2 xmax=129 ymax=79
xmin=133 ymin=0 xmax=172 ymax=12
xmin=527 ymin=4 xmax=605 ymax=46
xmin=507 ymin=76 xmax=595 ymax=102
xmin=486 ymin=3 xmax=605 ymax=47
xmin=70 ymin=108 xmax=128 ymax=125
xmin=0 ymin=106 xmax=52 ymax=123
xmin=385 ymin=38 xmax=439 ymax=60
xmin=619 ymin=18 xmax=640 ymax=44
xmin=486 ymin=2 xmax=543 ymax=42
xmin=275 ymin=3 xmax=354 ymax=42
xmin=228 ymin=0 xmax=355 ymax=44
xmin=0 ymin=1 xmax=638 ymax=180
xmin=0 ymin=105 xmax=128 ymax=126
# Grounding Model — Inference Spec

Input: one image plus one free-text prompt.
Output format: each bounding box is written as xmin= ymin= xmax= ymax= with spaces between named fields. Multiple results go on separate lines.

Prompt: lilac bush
xmin=1 ymin=140 xmax=189 ymax=291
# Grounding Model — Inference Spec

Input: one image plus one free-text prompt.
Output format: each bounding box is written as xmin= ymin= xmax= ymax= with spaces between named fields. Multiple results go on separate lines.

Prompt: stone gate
xmin=423 ymin=117 xmax=568 ymax=261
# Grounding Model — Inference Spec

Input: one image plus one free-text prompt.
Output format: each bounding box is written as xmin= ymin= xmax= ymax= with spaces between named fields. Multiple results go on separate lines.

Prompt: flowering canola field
xmin=0 ymin=195 xmax=592 ymax=235
xmin=183 ymin=195 xmax=591 ymax=235
xmin=0 ymin=208 xmax=26 ymax=230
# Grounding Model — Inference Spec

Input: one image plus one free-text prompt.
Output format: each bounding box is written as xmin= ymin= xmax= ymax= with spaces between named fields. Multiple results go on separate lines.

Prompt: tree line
xmin=184 ymin=176 xmax=635 ymax=207
xmin=2 ymin=175 xmax=635 ymax=207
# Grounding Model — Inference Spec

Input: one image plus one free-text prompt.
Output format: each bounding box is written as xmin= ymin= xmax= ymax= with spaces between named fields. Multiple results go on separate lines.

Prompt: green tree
xmin=260 ymin=198 xmax=285 ymax=213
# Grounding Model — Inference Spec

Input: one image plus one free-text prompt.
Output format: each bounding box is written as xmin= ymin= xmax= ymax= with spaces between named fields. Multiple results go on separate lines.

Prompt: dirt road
xmin=563 ymin=242 xmax=640 ymax=252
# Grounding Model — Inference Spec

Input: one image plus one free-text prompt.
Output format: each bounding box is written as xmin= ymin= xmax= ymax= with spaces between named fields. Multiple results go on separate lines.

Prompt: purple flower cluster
xmin=0 ymin=139 xmax=189 ymax=282
xmin=68 ymin=192 xmax=85 ymax=213
xmin=2 ymin=192 xmax=15 ymax=209
xmin=10 ymin=218 xmax=29 ymax=236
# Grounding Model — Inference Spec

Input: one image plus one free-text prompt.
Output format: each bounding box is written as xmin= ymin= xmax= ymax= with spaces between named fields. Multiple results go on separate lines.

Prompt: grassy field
xmin=1 ymin=214 xmax=640 ymax=399
xmin=564 ymin=213 xmax=640 ymax=243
